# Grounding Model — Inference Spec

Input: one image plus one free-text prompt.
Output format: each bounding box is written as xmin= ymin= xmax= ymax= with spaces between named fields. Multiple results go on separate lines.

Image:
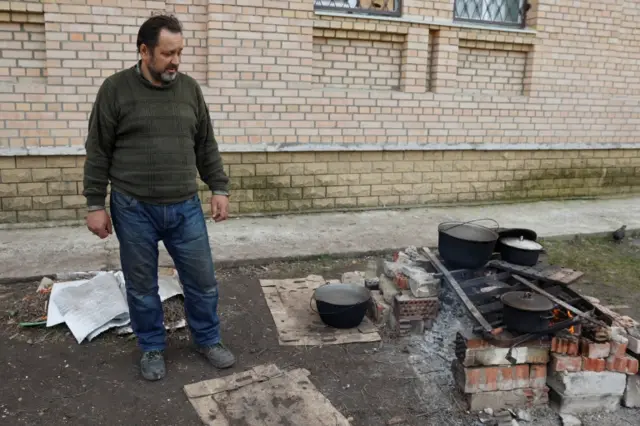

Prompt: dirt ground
xmin=1 ymin=252 xmax=639 ymax=426
xmin=0 ymin=257 xmax=450 ymax=426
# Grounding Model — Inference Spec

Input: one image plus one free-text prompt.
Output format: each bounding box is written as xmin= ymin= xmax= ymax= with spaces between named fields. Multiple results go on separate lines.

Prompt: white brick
xmin=548 ymin=371 xmax=627 ymax=398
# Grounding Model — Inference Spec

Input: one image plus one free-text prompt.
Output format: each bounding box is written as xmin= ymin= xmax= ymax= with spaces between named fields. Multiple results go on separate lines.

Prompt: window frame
xmin=313 ymin=0 xmax=403 ymax=18
xmin=453 ymin=0 xmax=529 ymax=29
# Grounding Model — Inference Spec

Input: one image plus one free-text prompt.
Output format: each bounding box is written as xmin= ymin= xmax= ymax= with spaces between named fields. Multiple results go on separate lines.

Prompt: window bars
xmin=454 ymin=0 xmax=528 ymax=28
xmin=313 ymin=0 xmax=528 ymax=29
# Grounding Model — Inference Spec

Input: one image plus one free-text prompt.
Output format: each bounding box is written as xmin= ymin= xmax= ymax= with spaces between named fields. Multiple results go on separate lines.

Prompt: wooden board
xmin=489 ymin=260 xmax=584 ymax=285
xmin=259 ymin=274 xmax=381 ymax=346
xmin=184 ymin=364 xmax=350 ymax=426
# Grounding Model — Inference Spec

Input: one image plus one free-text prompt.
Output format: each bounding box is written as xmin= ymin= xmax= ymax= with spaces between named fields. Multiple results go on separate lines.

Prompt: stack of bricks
xmin=579 ymin=300 xmax=640 ymax=409
xmin=550 ymin=335 xmax=639 ymax=375
xmin=547 ymin=334 xmax=638 ymax=414
xmin=377 ymin=252 xmax=440 ymax=336
xmin=452 ymin=330 xmax=551 ymax=411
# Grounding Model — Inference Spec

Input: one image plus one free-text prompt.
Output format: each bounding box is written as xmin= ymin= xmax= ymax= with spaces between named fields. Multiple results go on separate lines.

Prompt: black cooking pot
xmin=501 ymin=291 xmax=555 ymax=333
xmin=438 ymin=219 xmax=500 ymax=270
xmin=312 ymin=283 xmax=371 ymax=329
xmin=495 ymin=228 xmax=538 ymax=252
xmin=499 ymin=237 xmax=544 ymax=266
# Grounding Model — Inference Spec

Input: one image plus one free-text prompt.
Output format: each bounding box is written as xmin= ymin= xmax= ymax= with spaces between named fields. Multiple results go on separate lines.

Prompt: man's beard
xmin=149 ymin=63 xmax=178 ymax=84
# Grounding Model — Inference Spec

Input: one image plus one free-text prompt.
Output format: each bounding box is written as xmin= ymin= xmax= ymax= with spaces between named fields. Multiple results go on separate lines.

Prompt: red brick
xmin=567 ymin=339 xmax=579 ymax=356
xmin=550 ymin=354 xmax=582 ymax=373
xmin=606 ymin=355 xmax=628 ymax=373
xmin=609 ymin=355 xmax=640 ymax=375
xmin=552 ymin=336 xmax=566 ymax=354
xmin=498 ymin=364 xmax=514 ymax=391
xmin=582 ymin=357 xmax=606 ymax=372
xmin=461 ymin=334 xmax=491 ymax=350
xmin=514 ymin=365 xmax=531 ymax=389
xmin=552 ymin=336 xmax=579 ymax=355
xmin=610 ymin=335 xmax=629 ymax=358
xmin=626 ymin=356 xmax=639 ymax=375
xmin=580 ymin=339 xmax=610 ymax=359
xmin=452 ymin=361 xmax=532 ymax=394
xmin=529 ymin=364 xmax=547 ymax=388
xmin=484 ymin=367 xmax=499 ymax=392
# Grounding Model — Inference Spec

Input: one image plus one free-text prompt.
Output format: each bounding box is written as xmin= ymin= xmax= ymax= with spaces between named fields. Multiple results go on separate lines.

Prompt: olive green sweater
xmin=83 ymin=63 xmax=229 ymax=207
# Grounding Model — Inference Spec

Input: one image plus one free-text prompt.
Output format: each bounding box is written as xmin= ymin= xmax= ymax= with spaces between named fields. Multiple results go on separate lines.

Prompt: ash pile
xmin=371 ymin=219 xmax=640 ymax=424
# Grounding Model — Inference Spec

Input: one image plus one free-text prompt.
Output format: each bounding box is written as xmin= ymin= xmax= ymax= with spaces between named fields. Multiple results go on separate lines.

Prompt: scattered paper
xmin=157 ymin=275 xmax=183 ymax=301
xmin=47 ymin=271 xmax=184 ymax=344
xmin=52 ymin=273 xmax=129 ymax=344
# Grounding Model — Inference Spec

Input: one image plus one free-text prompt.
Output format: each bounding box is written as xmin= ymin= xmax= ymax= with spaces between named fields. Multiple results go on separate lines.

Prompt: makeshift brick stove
xmin=371 ymin=246 xmax=640 ymax=415
xmin=413 ymin=247 xmax=640 ymax=415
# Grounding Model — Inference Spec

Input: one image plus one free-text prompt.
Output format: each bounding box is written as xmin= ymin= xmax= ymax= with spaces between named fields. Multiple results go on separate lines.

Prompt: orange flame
xmin=553 ymin=308 xmax=576 ymax=334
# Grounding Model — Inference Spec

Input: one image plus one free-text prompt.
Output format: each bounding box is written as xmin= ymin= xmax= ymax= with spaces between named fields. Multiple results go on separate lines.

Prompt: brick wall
xmin=0 ymin=0 xmax=640 ymax=225
xmin=1 ymin=149 xmax=638 ymax=224
xmin=312 ymin=32 xmax=404 ymax=90
xmin=0 ymin=11 xmax=45 ymax=84
xmin=403 ymin=0 xmax=453 ymax=22
xmin=457 ymin=41 xmax=528 ymax=96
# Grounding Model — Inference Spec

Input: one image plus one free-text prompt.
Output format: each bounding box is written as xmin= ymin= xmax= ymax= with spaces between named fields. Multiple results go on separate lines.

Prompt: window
xmin=454 ymin=0 xmax=528 ymax=28
xmin=314 ymin=0 xmax=402 ymax=17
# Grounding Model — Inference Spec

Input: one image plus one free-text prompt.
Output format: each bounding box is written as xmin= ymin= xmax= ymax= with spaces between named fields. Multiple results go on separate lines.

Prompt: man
xmin=82 ymin=13 xmax=235 ymax=381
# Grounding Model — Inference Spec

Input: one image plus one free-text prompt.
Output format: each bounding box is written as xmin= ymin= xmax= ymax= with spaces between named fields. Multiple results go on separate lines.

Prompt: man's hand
xmin=210 ymin=194 xmax=229 ymax=223
xmin=86 ymin=209 xmax=113 ymax=239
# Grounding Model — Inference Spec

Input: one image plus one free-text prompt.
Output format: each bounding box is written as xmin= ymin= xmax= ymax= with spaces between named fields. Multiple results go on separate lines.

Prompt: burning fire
xmin=553 ymin=308 xmax=576 ymax=334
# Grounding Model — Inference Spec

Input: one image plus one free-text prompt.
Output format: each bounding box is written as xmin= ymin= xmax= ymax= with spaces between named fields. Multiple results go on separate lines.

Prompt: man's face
xmin=141 ymin=28 xmax=183 ymax=84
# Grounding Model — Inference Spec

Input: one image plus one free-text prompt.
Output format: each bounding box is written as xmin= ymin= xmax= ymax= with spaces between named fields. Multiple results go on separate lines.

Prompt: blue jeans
xmin=110 ymin=190 xmax=220 ymax=352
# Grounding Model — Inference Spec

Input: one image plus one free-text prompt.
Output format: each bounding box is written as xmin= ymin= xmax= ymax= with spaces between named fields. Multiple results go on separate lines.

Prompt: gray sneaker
xmin=196 ymin=342 xmax=236 ymax=369
xmin=140 ymin=350 xmax=166 ymax=381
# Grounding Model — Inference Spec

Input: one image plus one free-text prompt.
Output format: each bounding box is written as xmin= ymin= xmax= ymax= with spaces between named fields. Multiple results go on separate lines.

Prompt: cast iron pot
xmin=499 ymin=237 xmax=544 ymax=266
xmin=311 ymin=283 xmax=371 ymax=329
xmin=495 ymin=228 xmax=538 ymax=253
xmin=438 ymin=219 xmax=500 ymax=270
xmin=501 ymin=291 xmax=555 ymax=334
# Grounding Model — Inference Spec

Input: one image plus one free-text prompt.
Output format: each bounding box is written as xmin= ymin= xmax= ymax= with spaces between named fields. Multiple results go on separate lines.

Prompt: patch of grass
xmin=541 ymin=235 xmax=640 ymax=291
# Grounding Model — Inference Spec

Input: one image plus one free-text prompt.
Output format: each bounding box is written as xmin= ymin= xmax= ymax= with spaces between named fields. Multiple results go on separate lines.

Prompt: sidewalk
xmin=1 ymin=197 xmax=639 ymax=281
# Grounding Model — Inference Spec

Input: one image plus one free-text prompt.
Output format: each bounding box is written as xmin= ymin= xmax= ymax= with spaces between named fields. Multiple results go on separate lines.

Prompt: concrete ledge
xmin=3 ymin=142 xmax=640 ymax=156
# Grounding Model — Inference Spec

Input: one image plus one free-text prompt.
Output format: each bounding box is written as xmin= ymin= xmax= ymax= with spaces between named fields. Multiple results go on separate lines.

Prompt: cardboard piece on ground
xmin=259 ymin=274 xmax=381 ymax=346
xmin=184 ymin=364 xmax=350 ymax=426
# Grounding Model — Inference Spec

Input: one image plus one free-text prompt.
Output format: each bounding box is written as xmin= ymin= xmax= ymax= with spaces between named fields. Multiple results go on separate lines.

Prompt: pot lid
xmin=501 ymin=291 xmax=554 ymax=311
xmin=500 ymin=237 xmax=543 ymax=251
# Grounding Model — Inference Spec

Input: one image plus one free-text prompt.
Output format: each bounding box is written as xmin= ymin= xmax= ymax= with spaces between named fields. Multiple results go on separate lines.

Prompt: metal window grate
xmin=454 ymin=0 xmax=528 ymax=28
xmin=314 ymin=0 xmax=402 ymax=18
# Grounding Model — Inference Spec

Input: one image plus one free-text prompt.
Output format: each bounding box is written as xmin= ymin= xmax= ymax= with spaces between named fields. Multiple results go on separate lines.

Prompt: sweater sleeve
xmin=83 ymin=79 xmax=118 ymax=208
xmin=194 ymin=83 xmax=229 ymax=194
